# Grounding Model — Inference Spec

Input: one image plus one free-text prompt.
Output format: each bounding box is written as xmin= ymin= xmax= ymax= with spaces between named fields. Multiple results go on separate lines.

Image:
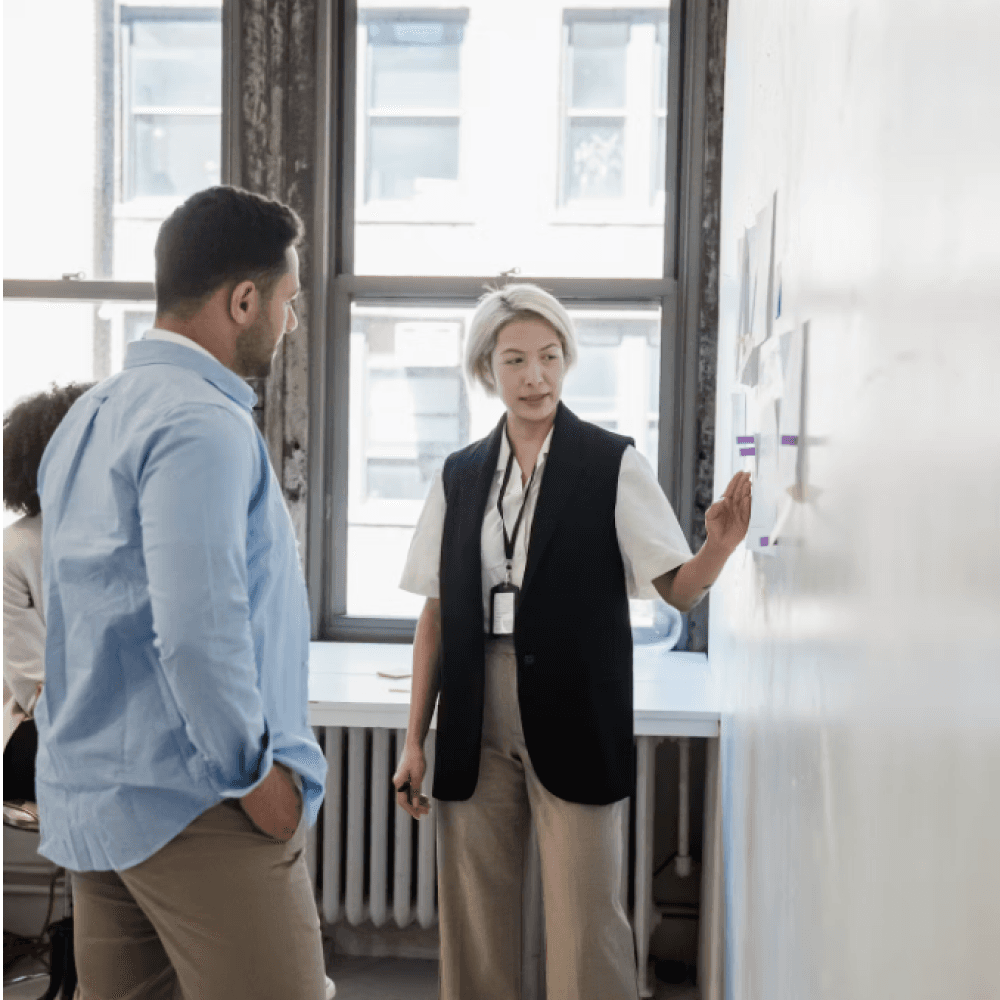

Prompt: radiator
xmin=311 ymin=724 xmax=679 ymax=997
xmin=317 ymin=726 xmax=438 ymax=929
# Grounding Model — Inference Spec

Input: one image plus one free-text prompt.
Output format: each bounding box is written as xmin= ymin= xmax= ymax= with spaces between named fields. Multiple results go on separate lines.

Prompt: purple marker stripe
xmin=780 ymin=435 xmax=799 ymax=445
xmin=739 ymin=447 xmax=756 ymax=456
xmin=736 ymin=436 xmax=755 ymax=444
xmin=759 ymin=537 xmax=769 ymax=546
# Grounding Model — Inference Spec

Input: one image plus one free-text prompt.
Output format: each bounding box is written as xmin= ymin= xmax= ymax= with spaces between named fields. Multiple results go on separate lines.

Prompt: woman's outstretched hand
xmin=705 ymin=471 xmax=752 ymax=553
xmin=393 ymin=743 xmax=432 ymax=820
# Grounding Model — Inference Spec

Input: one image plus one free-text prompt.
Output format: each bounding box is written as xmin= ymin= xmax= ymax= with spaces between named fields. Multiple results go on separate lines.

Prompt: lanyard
xmin=497 ymin=435 xmax=538 ymax=584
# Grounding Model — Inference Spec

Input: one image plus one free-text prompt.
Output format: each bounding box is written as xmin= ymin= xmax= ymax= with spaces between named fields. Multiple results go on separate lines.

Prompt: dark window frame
xmin=307 ymin=0 xmax=709 ymax=643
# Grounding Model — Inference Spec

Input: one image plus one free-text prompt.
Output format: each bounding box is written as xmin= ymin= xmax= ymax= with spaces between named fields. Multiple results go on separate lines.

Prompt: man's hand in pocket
xmin=239 ymin=764 xmax=302 ymax=842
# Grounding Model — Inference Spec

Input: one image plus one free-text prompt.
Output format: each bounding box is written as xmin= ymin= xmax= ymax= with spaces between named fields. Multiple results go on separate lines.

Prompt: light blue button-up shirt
xmin=35 ymin=336 xmax=326 ymax=872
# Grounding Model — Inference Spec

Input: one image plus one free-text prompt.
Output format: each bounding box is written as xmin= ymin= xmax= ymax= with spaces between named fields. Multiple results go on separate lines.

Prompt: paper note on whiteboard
xmin=757 ymin=336 xmax=784 ymax=404
xmin=746 ymin=399 xmax=778 ymax=555
xmin=748 ymin=193 xmax=776 ymax=349
xmin=778 ymin=325 xmax=806 ymax=494
xmin=735 ymin=233 xmax=754 ymax=382
xmin=731 ymin=392 xmax=748 ymax=476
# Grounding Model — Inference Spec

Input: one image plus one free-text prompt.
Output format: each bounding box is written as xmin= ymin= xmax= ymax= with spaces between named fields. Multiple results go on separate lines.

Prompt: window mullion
xmin=2 ymin=280 xmax=156 ymax=301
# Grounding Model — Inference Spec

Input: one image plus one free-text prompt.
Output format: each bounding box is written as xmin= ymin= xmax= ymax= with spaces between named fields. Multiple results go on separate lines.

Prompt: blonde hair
xmin=464 ymin=284 xmax=578 ymax=397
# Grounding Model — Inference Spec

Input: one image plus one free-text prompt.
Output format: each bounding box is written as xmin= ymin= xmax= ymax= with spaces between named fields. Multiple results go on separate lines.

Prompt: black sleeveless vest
xmin=435 ymin=402 xmax=636 ymax=805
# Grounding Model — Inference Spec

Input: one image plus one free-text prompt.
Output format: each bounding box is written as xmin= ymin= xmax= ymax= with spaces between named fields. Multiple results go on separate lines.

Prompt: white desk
xmin=307 ymin=641 xmax=722 ymax=999
xmin=308 ymin=641 xmax=718 ymax=737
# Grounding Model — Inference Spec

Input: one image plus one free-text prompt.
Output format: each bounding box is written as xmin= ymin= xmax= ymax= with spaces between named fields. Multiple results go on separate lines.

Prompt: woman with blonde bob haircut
xmin=394 ymin=282 xmax=752 ymax=1000
xmin=463 ymin=283 xmax=579 ymax=396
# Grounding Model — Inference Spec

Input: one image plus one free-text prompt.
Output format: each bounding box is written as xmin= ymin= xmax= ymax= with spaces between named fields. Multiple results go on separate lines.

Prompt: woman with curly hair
xmin=4 ymin=382 xmax=93 ymax=798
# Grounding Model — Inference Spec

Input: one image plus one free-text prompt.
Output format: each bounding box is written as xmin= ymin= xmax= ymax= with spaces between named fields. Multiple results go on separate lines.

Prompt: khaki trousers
xmin=436 ymin=639 xmax=639 ymax=1000
xmin=69 ymin=763 xmax=326 ymax=1000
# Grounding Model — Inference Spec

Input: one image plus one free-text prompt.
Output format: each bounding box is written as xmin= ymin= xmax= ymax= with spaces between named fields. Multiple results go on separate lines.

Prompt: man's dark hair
xmin=154 ymin=186 xmax=304 ymax=318
xmin=4 ymin=382 xmax=95 ymax=517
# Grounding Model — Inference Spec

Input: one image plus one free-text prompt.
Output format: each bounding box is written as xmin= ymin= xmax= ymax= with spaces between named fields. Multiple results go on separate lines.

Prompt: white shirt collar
xmin=143 ymin=327 xmax=220 ymax=365
xmin=497 ymin=422 xmax=556 ymax=474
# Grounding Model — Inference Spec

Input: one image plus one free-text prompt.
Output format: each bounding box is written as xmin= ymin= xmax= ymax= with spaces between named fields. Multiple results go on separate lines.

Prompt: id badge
xmin=490 ymin=581 xmax=519 ymax=636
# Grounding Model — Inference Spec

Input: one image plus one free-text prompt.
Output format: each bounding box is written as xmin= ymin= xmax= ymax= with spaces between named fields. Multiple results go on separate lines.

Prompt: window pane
xmin=3 ymin=1 xmax=221 ymax=281
xmin=367 ymin=119 xmax=459 ymax=200
xmin=570 ymin=23 xmax=628 ymax=109
xmin=347 ymin=304 xmax=495 ymax=617
xmin=370 ymin=43 xmax=460 ymax=109
xmin=130 ymin=20 xmax=221 ymax=108
xmin=3 ymin=300 xmax=155 ymax=412
xmin=131 ymin=115 xmax=221 ymax=199
xmin=366 ymin=461 xmax=427 ymax=501
xmin=565 ymin=119 xmax=626 ymax=200
xmin=353 ymin=3 xmax=671 ymax=278
xmin=562 ymin=346 xmax=619 ymax=413
xmin=344 ymin=302 xmax=660 ymax=618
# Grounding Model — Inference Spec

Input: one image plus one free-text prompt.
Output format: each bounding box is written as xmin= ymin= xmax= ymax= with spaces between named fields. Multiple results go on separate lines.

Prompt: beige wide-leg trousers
xmin=436 ymin=638 xmax=639 ymax=1000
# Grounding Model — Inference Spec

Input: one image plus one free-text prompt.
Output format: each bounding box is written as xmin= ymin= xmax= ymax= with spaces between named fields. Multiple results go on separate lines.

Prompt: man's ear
xmin=229 ymin=280 xmax=258 ymax=327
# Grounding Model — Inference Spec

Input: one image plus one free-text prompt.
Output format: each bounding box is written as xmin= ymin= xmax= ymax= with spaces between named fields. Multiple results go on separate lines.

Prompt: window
xmin=560 ymin=11 xmax=668 ymax=212
xmin=357 ymin=12 xmax=466 ymax=213
xmin=120 ymin=10 xmax=222 ymax=203
xmin=563 ymin=21 xmax=628 ymax=201
xmin=348 ymin=306 xmax=476 ymax=618
xmin=341 ymin=301 xmax=663 ymax=627
xmin=352 ymin=3 xmax=672 ymax=278
xmin=3 ymin=0 xmax=223 ymax=529
xmin=323 ymin=0 xmax=694 ymax=639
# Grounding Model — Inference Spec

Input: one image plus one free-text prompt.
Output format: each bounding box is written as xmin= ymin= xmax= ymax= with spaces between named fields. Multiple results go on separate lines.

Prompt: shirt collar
xmin=496 ymin=422 xmax=556 ymax=475
xmin=143 ymin=327 xmax=218 ymax=364
xmin=124 ymin=331 xmax=258 ymax=410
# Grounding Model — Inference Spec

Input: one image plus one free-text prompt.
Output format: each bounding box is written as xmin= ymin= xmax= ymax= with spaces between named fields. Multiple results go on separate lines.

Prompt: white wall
xmin=710 ymin=2 xmax=1000 ymax=998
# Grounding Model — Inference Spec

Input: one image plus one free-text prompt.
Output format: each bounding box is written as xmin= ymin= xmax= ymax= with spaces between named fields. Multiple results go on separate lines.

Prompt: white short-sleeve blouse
xmin=399 ymin=426 xmax=693 ymax=630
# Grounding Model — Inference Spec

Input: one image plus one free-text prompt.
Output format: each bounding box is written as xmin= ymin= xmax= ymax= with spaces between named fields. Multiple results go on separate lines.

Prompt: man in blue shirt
xmin=37 ymin=187 xmax=332 ymax=999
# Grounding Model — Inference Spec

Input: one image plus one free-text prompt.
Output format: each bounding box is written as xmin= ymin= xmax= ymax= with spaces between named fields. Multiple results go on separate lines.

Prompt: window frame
xmin=309 ymin=0 xmax=706 ymax=643
xmin=2 ymin=2 xmax=228 ymax=408
xmin=3 ymin=1 xmax=228 ymax=299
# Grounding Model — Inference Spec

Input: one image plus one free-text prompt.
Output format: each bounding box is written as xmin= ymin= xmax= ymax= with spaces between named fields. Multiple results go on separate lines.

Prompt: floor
xmin=326 ymin=956 xmax=699 ymax=999
xmin=5 ymin=953 xmax=700 ymax=999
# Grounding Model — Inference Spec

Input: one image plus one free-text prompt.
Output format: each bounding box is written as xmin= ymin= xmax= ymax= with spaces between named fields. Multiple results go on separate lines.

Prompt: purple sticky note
xmin=780 ymin=435 xmax=798 ymax=445
xmin=759 ymin=537 xmax=769 ymax=546
xmin=736 ymin=436 xmax=755 ymax=444
xmin=739 ymin=447 xmax=756 ymax=456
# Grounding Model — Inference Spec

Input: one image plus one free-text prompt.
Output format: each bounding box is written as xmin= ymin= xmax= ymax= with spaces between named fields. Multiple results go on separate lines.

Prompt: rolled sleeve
xmin=138 ymin=405 xmax=270 ymax=796
xmin=616 ymin=446 xmax=694 ymax=600
xmin=399 ymin=470 xmax=446 ymax=599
